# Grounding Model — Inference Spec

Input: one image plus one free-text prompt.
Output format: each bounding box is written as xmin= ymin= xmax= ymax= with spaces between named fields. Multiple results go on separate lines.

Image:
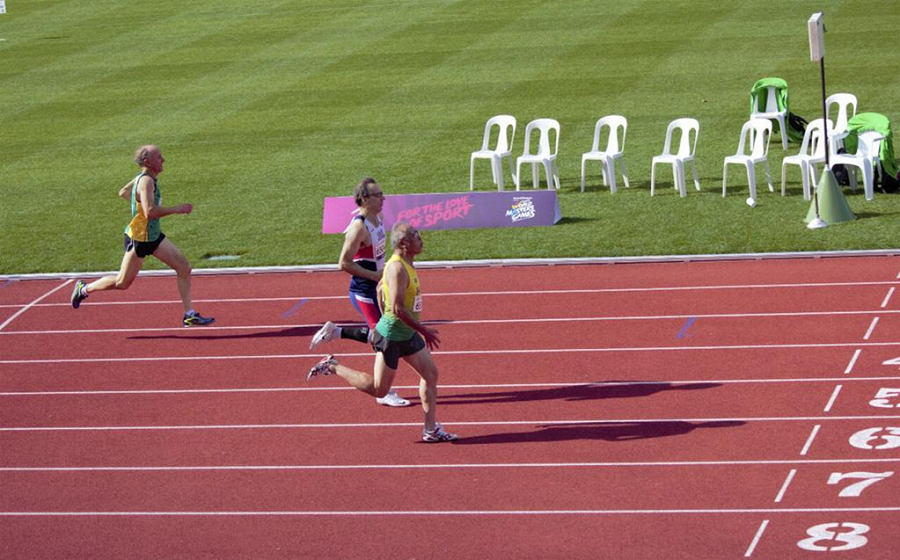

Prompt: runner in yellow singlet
xmin=70 ymin=145 xmax=215 ymax=327
xmin=307 ymin=222 xmax=457 ymax=443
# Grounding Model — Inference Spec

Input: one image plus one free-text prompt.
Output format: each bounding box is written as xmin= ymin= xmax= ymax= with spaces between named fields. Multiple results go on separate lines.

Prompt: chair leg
xmin=690 ymin=160 xmax=700 ymax=191
xmin=606 ymin=158 xmax=617 ymax=194
xmin=764 ymin=160 xmax=774 ymax=192
xmin=515 ymin=161 xmax=522 ymax=191
xmin=781 ymin=162 xmax=788 ymax=197
xmin=553 ymin=161 xmax=561 ymax=190
xmin=506 ymin=156 xmax=517 ymax=187
xmin=620 ymin=157 xmax=630 ymax=188
xmin=469 ymin=157 xmax=476 ymax=191
xmin=675 ymin=162 xmax=686 ymax=197
xmin=778 ymin=115 xmax=788 ymax=150
xmin=863 ymin=161 xmax=874 ymax=201
xmin=650 ymin=162 xmax=657 ymax=196
xmin=580 ymin=157 xmax=587 ymax=192
xmin=800 ymin=163 xmax=810 ymax=200
xmin=492 ymin=156 xmax=504 ymax=191
xmin=722 ymin=163 xmax=728 ymax=197
xmin=543 ymin=161 xmax=553 ymax=190
xmin=747 ymin=163 xmax=757 ymax=201
xmin=532 ymin=163 xmax=539 ymax=189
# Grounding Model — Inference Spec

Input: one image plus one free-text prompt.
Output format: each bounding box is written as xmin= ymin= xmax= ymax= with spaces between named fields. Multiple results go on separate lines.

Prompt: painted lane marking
xmin=676 ymin=317 xmax=696 ymax=338
xmin=4 ymin=279 xmax=900 ymax=309
xmin=281 ymin=298 xmax=307 ymax=318
xmin=2 ymin=507 xmax=900 ymax=517
xmin=4 ymin=376 xmax=900 ymax=398
xmin=745 ymin=519 xmax=769 ymax=557
xmin=4 ymin=458 xmax=900 ymax=473
xmin=823 ymin=385 xmax=842 ymax=413
xmin=882 ymin=287 xmax=895 ymax=308
xmin=0 ymin=279 xmax=72 ymax=332
xmin=800 ymin=425 xmax=821 ymax=456
xmin=4 ymin=309 xmax=900 ymax=336
xmin=774 ymin=470 xmax=797 ymax=503
xmin=845 ymin=349 xmax=861 ymax=374
xmin=6 ymin=341 xmax=900 ymax=365
xmin=863 ymin=317 xmax=879 ymax=340
xmin=2 ymin=415 xmax=899 ymax=433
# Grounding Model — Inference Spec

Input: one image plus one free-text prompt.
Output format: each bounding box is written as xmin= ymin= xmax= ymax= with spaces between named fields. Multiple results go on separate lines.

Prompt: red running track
xmin=1 ymin=255 xmax=899 ymax=559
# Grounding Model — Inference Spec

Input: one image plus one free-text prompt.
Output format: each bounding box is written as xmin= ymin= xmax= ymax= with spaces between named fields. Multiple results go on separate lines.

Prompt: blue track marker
xmin=281 ymin=298 xmax=308 ymax=318
xmin=676 ymin=316 xmax=696 ymax=338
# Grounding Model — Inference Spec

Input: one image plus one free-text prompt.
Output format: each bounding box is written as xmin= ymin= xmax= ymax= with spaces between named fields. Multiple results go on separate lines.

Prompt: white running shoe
xmin=310 ymin=321 xmax=337 ymax=350
xmin=422 ymin=423 xmax=458 ymax=443
xmin=307 ymin=355 xmax=337 ymax=381
xmin=376 ymin=390 xmax=411 ymax=407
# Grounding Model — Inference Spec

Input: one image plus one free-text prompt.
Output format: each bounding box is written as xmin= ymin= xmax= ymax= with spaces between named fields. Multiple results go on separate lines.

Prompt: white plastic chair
xmin=722 ymin=119 xmax=774 ymax=201
xmin=470 ymin=115 xmax=517 ymax=191
xmin=580 ymin=115 xmax=630 ymax=193
xmin=781 ymin=118 xmax=832 ymax=200
xmin=516 ymin=118 xmax=560 ymax=190
xmin=650 ymin=118 xmax=700 ymax=197
xmin=751 ymin=86 xmax=789 ymax=150
xmin=831 ymin=130 xmax=884 ymax=201
xmin=825 ymin=93 xmax=858 ymax=135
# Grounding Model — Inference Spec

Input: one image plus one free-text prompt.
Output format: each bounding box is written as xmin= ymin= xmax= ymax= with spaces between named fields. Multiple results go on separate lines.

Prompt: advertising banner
xmin=322 ymin=191 xmax=561 ymax=234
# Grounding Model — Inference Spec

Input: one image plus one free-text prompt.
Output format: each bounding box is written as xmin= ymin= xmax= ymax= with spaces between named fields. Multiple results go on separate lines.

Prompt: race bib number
xmin=413 ymin=295 xmax=423 ymax=313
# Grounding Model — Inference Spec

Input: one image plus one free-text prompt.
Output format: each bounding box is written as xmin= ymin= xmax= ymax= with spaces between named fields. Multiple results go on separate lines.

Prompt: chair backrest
xmin=662 ymin=118 xmax=699 ymax=157
xmin=857 ymin=130 xmax=884 ymax=159
xmin=735 ymin=118 xmax=772 ymax=157
xmin=591 ymin=115 xmax=627 ymax=154
xmin=523 ymin=118 xmax=560 ymax=157
xmin=480 ymin=115 xmax=516 ymax=153
xmin=752 ymin=86 xmax=785 ymax=114
xmin=804 ymin=118 xmax=834 ymax=158
xmin=825 ymin=93 xmax=858 ymax=134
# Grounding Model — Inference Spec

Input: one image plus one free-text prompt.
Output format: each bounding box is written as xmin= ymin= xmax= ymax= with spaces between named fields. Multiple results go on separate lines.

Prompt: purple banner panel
xmin=323 ymin=191 xmax=561 ymax=234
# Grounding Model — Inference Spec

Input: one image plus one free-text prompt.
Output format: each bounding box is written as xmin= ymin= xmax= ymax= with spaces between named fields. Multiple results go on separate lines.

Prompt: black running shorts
xmin=124 ymin=233 xmax=165 ymax=258
xmin=372 ymin=330 xmax=426 ymax=370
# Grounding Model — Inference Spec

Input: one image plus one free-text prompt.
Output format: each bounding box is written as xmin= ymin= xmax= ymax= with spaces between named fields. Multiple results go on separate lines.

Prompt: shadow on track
xmin=439 ymin=381 xmax=721 ymax=406
xmin=126 ymin=324 xmax=333 ymax=341
xmin=451 ymin=420 xmax=745 ymax=445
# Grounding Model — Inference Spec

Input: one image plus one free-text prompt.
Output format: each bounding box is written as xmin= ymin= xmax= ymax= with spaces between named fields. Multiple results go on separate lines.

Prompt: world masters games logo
xmin=506 ymin=197 xmax=536 ymax=222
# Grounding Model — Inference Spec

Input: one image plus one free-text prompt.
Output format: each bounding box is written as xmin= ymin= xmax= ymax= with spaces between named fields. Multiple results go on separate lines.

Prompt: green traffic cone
xmin=805 ymin=168 xmax=856 ymax=225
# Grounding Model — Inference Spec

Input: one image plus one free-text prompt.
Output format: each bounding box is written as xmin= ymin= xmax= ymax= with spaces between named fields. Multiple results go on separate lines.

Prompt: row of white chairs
xmin=470 ymin=92 xmax=884 ymax=201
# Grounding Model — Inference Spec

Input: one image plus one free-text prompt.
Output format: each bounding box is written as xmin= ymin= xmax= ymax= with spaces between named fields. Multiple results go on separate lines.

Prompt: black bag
xmin=831 ymin=148 xmax=850 ymax=186
xmin=788 ymin=113 xmax=808 ymax=138
xmin=878 ymin=168 xmax=900 ymax=193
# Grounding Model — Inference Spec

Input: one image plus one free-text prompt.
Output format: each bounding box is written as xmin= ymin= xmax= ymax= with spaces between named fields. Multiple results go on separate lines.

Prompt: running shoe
xmin=309 ymin=321 xmax=337 ymax=350
xmin=422 ymin=423 xmax=458 ymax=443
xmin=71 ymin=280 xmax=88 ymax=309
xmin=183 ymin=311 xmax=215 ymax=327
xmin=376 ymin=390 xmax=411 ymax=407
xmin=307 ymin=354 xmax=337 ymax=381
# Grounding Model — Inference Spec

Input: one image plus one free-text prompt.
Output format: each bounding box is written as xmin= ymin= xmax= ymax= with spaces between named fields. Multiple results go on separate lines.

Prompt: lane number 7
xmin=827 ymin=471 xmax=894 ymax=497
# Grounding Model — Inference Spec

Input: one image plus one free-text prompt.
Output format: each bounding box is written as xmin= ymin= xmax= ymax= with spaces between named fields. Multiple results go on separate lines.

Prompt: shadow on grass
xmin=555 ymin=216 xmax=599 ymax=225
xmin=440 ymin=381 xmax=720 ymax=406
xmin=450 ymin=419 xmax=745 ymax=445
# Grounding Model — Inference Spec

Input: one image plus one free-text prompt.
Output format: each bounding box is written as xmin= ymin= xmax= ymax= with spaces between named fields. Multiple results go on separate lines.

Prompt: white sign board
xmin=808 ymin=12 xmax=825 ymax=61
xmin=0 ymin=1 xmax=6 ymax=15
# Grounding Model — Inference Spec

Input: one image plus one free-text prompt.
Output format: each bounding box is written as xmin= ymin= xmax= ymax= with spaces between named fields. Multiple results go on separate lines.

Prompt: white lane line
xmin=844 ymin=349 xmax=862 ymax=374
xmin=4 ymin=376 xmax=900 ymax=398
xmin=800 ymin=425 xmax=821 ymax=456
xmin=3 ymin=280 xmax=899 ymax=309
xmin=823 ymin=385 xmax=842 ymax=413
xmin=6 ymin=341 xmax=900 ymax=364
xmin=774 ymin=470 xmax=797 ymax=503
xmin=882 ymin=287 xmax=896 ymax=308
xmin=745 ymin=519 xmax=769 ymax=557
xmin=2 ymin=507 xmax=899 ymax=517
xmin=0 ymin=280 xmax=72 ymax=332
xmin=863 ymin=317 xmax=879 ymax=340
xmin=4 ymin=309 xmax=900 ymax=336
xmin=5 ymin=458 xmax=900 ymax=472
xmin=2 ymin=415 xmax=898 ymax=432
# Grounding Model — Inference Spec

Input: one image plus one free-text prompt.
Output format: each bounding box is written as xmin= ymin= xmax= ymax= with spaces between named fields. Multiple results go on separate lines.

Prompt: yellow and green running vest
xmin=125 ymin=173 xmax=161 ymax=242
xmin=375 ymin=254 xmax=422 ymax=340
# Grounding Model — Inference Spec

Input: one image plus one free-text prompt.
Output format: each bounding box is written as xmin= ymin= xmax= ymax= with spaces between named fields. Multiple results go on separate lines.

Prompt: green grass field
xmin=1 ymin=0 xmax=898 ymax=274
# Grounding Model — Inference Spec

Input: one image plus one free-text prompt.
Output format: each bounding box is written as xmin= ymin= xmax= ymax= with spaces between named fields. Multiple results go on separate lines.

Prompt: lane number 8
xmin=797 ymin=523 xmax=869 ymax=552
